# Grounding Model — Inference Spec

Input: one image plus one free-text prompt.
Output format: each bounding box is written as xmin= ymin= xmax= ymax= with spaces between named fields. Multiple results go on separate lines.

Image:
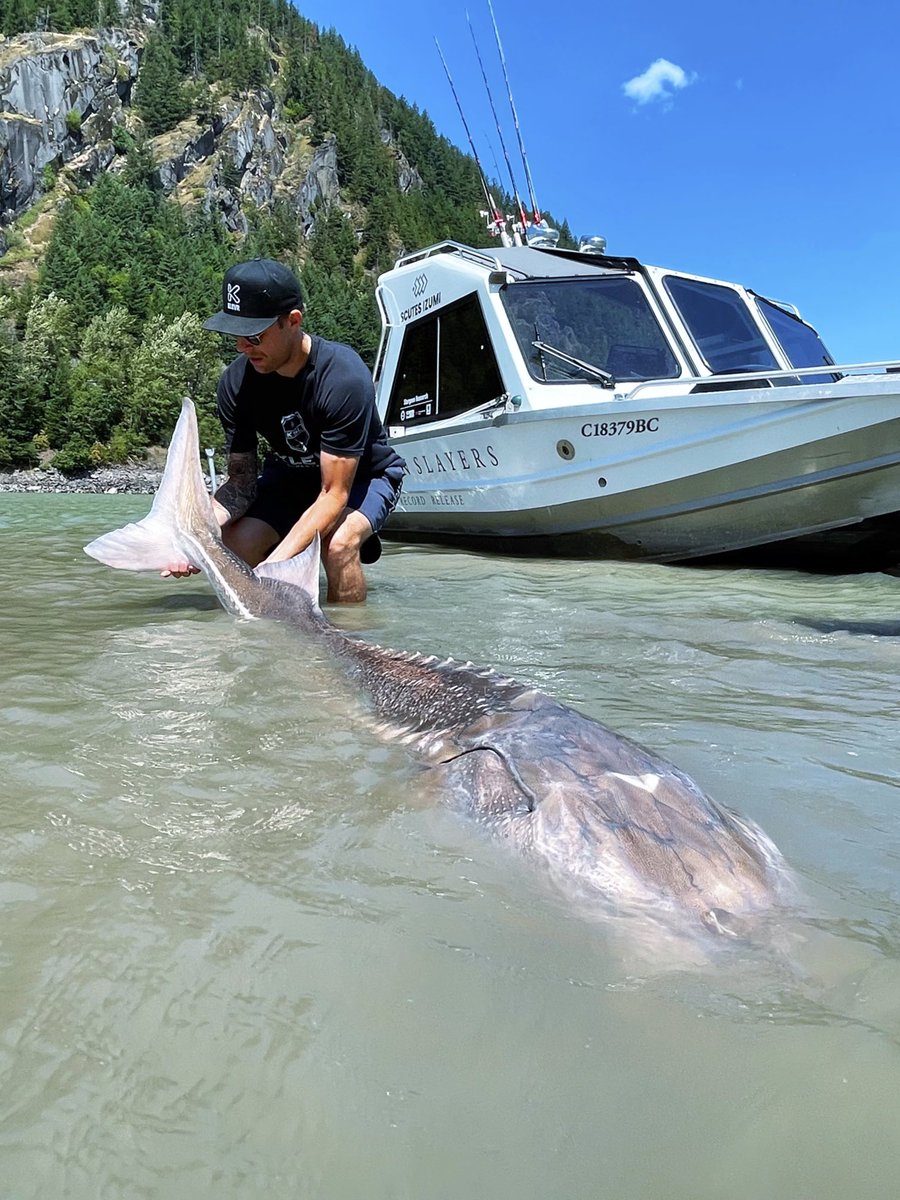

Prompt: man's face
xmin=235 ymin=312 xmax=300 ymax=373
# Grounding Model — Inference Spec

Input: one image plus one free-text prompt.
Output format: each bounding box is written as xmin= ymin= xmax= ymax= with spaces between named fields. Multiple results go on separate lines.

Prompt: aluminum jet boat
xmin=373 ymin=240 xmax=900 ymax=570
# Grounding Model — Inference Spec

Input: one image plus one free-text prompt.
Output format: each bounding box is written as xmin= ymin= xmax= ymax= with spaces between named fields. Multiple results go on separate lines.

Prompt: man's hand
xmin=160 ymin=562 xmax=201 ymax=578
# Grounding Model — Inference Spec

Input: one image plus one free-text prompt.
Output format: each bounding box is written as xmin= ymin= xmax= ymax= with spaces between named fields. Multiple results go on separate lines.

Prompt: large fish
xmin=85 ymin=400 xmax=790 ymax=941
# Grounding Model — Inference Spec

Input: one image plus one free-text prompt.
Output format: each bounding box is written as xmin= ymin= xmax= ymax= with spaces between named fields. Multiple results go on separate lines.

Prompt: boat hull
xmin=384 ymin=386 xmax=900 ymax=571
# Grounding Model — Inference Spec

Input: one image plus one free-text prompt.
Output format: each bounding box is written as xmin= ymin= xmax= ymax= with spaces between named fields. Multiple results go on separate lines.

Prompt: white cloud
xmin=622 ymin=58 xmax=696 ymax=107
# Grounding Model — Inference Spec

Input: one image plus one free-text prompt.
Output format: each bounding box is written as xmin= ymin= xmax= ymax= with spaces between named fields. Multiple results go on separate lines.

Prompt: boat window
xmin=754 ymin=296 xmax=839 ymax=382
xmin=501 ymin=277 xmax=679 ymax=382
xmin=664 ymin=276 xmax=779 ymax=374
xmin=385 ymin=294 xmax=505 ymax=428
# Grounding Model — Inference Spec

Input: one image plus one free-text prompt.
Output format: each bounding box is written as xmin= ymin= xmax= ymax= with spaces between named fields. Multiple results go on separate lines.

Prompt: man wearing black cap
xmin=169 ymin=258 xmax=406 ymax=603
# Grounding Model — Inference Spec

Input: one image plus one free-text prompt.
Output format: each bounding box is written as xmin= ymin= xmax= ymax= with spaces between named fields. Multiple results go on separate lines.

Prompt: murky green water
xmin=2 ymin=493 xmax=900 ymax=1199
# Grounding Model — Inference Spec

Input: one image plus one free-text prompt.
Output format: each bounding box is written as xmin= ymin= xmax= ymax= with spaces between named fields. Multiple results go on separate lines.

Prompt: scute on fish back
xmin=84 ymin=399 xmax=790 ymax=942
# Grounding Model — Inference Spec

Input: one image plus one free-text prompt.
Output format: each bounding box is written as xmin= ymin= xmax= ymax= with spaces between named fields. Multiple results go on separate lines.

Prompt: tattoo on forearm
xmin=214 ymin=452 xmax=258 ymax=520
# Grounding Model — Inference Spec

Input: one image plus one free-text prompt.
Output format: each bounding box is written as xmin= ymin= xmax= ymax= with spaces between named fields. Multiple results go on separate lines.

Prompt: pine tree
xmin=135 ymin=33 xmax=191 ymax=136
xmin=0 ymin=300 xmax=39 ymax=466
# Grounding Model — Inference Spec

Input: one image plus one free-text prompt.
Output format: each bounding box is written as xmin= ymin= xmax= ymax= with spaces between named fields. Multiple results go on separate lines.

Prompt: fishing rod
xmin=466 ymin=8 xmax=529 ymax=237
xmin=486 ymin=0 xmax=542 ymax=227
xmin=434 ymin=37 xmax=506 ymax=240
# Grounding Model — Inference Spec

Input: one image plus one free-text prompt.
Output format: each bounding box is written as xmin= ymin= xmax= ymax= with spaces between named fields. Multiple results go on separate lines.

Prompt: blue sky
xmin=297 ymin=0 xmax=899 ymax=364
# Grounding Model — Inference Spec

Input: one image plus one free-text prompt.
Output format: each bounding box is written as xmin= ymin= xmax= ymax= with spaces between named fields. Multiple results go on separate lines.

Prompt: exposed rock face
xmin=157 ymin=92 xmax=341 ymax=237
xmin=0 ymin=23 xmax=419 ymax=250
xmin=0 ymin=30 xmax=141 ymax=221
xmin=381 ymin=127 xmax=423 ymax=195
xmin=294 ymin=138 xmax=340 ymax=227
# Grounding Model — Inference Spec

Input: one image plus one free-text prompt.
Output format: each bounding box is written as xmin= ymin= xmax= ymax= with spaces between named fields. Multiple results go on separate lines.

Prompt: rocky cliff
xmin=0 ymin=21 xmax=421 ymax=262
xmin=0 ymin=29 xmax=141 ymax=225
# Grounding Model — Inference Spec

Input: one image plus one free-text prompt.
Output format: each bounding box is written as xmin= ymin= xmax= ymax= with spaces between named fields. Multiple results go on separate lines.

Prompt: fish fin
xmin=253 ymin=535 xmax=323 ymax=613
xmin=83 ymin=514 xmax=190 ymax=571
xmin=84 ymin=399 xmax=218 ymax=571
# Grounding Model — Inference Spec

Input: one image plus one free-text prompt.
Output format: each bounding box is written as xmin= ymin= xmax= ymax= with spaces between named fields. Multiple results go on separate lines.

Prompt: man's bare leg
xmin=223 ymin=516 xmax=280 ymax=567
xmin=322 ymin=510 xmax=373 ymax=603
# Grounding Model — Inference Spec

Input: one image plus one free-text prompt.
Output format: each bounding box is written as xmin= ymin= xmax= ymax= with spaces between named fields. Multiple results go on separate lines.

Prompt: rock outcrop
xmin=151 ymin=93 xmax=342 ymax=238
xmin=0 ymin=30 xmax=141 ymax=221
xmin=0 ymin=23 xmax=414 ymax=255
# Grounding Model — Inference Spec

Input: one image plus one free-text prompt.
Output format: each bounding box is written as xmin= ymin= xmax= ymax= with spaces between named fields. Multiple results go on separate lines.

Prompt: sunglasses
xmin=234 ymin=331 xmax=264 ymax=346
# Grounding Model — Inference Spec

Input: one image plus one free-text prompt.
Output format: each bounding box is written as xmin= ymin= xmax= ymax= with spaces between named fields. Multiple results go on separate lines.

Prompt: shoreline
xmin=0 ymin=465 xmax=166 ymax=494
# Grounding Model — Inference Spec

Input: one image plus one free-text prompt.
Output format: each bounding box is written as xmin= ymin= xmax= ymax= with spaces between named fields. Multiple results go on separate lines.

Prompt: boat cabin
xmin=373 ymin=242 xmax=837 ymax=435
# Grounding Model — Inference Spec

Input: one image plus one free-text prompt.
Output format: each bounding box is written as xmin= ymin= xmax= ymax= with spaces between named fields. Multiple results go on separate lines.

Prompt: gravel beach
xmin=0 ymin=465 xmax=167 ymax=495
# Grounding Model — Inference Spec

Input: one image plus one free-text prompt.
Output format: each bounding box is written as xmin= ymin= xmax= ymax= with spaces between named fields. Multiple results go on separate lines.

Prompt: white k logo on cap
xmin=226 ymin=283 xmax=241 ymax=312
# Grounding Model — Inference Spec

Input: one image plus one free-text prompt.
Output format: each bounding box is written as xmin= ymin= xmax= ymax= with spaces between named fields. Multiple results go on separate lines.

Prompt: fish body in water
xmin=85 ymin=400 xmax=789 ymax=938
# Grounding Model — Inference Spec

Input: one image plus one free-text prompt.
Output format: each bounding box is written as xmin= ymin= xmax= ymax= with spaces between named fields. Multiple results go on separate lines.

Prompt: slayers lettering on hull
xmin=411 ymin=445 xmax=500 ymax=475
xmin=400 ymin=292 xmax=442 ymax=323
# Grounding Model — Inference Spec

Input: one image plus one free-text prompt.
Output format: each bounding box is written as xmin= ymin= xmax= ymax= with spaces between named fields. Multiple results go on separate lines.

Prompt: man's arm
xmin=261 ymin=450 xmax=359 ymax=563
xmin=213 ymin=451 xmax=259 ymax=527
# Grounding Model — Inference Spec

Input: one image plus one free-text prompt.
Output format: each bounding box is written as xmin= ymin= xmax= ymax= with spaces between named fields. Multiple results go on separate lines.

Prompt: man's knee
xmin=322 ymin=512 xmax=371 ymax=568
xmin=223 ymin=517 xmax=280 ymax=566
xmin=322 ymin=524 xmax=360 ymax=569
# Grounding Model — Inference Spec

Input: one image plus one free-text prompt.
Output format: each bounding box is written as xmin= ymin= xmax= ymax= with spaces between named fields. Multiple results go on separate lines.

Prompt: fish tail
xmin=83 ymin=398 xmax=218 ymax=571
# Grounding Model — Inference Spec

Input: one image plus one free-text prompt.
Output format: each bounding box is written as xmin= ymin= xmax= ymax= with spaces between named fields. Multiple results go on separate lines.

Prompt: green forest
xmin=0 ymin=0 xmax=570 ymax=471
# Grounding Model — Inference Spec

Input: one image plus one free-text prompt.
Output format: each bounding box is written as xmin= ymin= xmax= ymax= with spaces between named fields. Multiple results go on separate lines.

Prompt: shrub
xmin=111 ymin=125 xmax=134 ymax=155
xmin=52 ymin=436 xmax=93 ymax=473
xmin=105 ymin=425 xmax=146 ymax=464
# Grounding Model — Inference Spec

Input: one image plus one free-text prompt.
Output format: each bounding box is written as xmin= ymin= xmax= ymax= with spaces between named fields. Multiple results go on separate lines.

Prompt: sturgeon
xmin=85 ymin=400 xmax=789 ymax=939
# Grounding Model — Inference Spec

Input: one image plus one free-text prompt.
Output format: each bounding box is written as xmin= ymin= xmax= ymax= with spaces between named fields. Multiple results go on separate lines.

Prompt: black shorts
xmin=246 ymin=460 xmax=404 ymax=543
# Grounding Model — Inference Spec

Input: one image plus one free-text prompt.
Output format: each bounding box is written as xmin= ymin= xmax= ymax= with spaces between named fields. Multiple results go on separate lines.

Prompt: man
xmin=166 ymin=258 xmax=405 ymax=603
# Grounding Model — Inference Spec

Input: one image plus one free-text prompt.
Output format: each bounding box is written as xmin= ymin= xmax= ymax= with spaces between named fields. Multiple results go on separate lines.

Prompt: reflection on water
xmin=1 ymin=494 xmax=900 ymax=1199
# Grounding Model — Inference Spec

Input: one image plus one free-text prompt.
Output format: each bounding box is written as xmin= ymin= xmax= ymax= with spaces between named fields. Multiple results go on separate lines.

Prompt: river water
xmin=2 ymin=493 xmax=899 ymax=1199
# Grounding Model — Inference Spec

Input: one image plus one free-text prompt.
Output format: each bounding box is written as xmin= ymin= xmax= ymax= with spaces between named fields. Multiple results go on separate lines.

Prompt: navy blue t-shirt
xmin=217 ymin=335 xmax=405 ymax=479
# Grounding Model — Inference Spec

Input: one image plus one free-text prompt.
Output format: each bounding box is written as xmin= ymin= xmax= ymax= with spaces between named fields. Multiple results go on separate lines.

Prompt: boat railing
xmin=625 ymin=360 xmax=900 ymax=402
xmin=392 ymin=240 xmax=506 ymax=272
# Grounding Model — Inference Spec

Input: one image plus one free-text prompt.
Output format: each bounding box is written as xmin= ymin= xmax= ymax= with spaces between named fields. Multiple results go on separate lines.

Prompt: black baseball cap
xmin=203 ymin=258 xmax=303 ymax=336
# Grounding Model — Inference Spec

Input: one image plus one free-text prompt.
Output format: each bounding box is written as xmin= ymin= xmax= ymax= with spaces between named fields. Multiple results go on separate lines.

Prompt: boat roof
xmin=489 ymin=245 xmax=644 ymax=279
xmin=388 ymin=239 xmax=645 ymax=281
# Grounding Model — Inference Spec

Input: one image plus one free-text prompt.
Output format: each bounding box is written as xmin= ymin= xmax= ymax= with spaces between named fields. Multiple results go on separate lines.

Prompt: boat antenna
xmin=486 ymin=0 xmax=542 ymax=227
xmin=466 ymin=9 xmax=528 ymax=238
xmin=435 ymin=37 xmax=507 ymax=241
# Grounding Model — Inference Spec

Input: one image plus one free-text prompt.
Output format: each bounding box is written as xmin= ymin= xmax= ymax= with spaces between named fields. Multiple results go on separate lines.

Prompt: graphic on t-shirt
xmin=282 ymin=411 xmax=310 ymax=453
xmin=277 ymin=411 xmax=317 ymax=468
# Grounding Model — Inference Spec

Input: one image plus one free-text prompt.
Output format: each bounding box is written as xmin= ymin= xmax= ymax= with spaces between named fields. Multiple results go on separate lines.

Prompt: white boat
xmin=372 ymin=239 xmax=900 ymax=570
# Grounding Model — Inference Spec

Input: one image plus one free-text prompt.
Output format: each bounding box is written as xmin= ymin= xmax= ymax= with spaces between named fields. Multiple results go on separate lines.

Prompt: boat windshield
xmin=663 ymin=276 xmax=779 ymax=374
xmin=501 ymin=276 xmax=680 ymax=383
xmin=753 ymin=295 xmax=839 ymax=382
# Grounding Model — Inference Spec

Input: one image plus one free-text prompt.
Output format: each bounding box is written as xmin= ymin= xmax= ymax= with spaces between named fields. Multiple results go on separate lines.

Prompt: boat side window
xmin=664 ymin=276 xmax=779 ymax=374
xmin=754 ymin=296 xmax=839 ymax=382
xmin=501 ymin=277 xmax=679 ymax=382
xmin=385 ymin=294 xmax=505 ymax=427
